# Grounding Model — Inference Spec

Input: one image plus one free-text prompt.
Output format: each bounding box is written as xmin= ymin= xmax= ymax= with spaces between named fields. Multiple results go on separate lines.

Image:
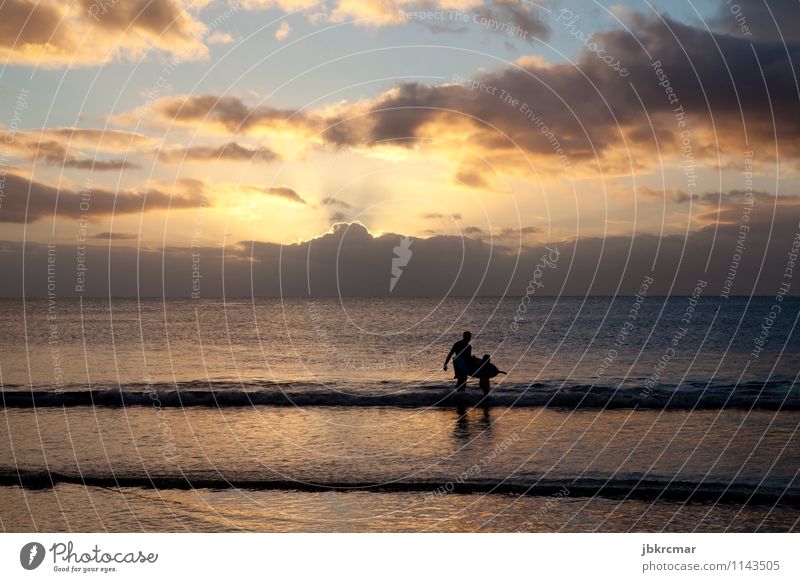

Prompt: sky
xmin=1 ymin=0 xmax=799 ymax=296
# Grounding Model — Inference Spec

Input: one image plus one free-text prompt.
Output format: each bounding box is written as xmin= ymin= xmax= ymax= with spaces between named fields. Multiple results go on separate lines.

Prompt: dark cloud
xmin=0 ymin=0 xmax=207 ymax=67
xmin=499 ymin=226 xmax=538 ymax=237
xmin=6 ymin=202 xmax=799 ymax=297
xmin=157 ymin=142 xmax=280 ymax=163
xmin=308 ymin=12 xmax=800 ymax=176
xmin=473 ymin=0 xmax=551 ymax=42
xmin=638 ymin=185 xmax=693 ymax=203
xmin=91 ymin=232 xmax=139 ymax=240
xmin=454 ymin=168 xmax=491 ymax=189
xmin=2 ymin=131 xmax=140 ymax=171
xmin=321 ymin=197 xmax=353 ymax=209
xmin=638 ymin=186 xmax=800 ymax=208
xmin=78 ymin=0 xmax=200 ymax=44
xmin=0 ymin=173 xmax=207 ymax=224
xmin=260 ymin=186 xmax=307 ymax=205
xmin=424 ymin=212 xmax=461 ymax=220
xmin=0 ymin=0 xmax=66 ymax=47
xmin=61 ymin=158 xmax=137 ymax=171
xmin=142 ymin=94 xmax=321 ymax=134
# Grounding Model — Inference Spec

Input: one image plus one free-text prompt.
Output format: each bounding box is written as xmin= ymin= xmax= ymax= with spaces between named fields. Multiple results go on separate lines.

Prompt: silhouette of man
xmin=444 ymin=331 xmax=472 ymax=392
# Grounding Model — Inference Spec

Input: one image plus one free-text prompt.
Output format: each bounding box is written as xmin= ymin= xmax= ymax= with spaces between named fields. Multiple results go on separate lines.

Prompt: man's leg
xmin=456 ymin=375 xmax=467 ymax=392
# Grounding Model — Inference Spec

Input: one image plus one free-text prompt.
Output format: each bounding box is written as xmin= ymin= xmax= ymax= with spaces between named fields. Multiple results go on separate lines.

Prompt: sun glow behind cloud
xmin=0 ymin=0 xmax=797 ymax=281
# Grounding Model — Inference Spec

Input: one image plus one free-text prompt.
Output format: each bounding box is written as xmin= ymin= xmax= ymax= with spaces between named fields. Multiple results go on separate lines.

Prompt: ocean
xmin=1 ymin=296 xmax=798 ymax=532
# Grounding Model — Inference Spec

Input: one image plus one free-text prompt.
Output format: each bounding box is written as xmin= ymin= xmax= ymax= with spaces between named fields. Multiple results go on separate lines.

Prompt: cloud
xmin=1 ymin=128 xmax=153 ymax=171
xmin=60 ymin=157 xmax=137 ymax=171
xmin=454 ymin=168 xmax=491 ymax=189
xmin=313 ymin=12 xmax=800 ymax=177
xmin=0 ymin=1 xmax=551 ymax=69
xmin=472 ymin=0 xmax=551 ymax=42
xmin=424 ymin=212 xmax=461 ymax=220
xmin=321 ymin=197 xmax=353 ymax=208
xmin=638 ymin=185 xmax=693 ymax=203
xmin=0 ymin=172 xmax=208 ymax=223
xmin=207 ymin=31 xmax=235 ymax=45
xmin=258 ymin=186 xmax=308 ymax=204
xmin=0 ymin=0 xmax=209 ymax=67
xmin=115 ymin=94 xmax=322 ymax=136
xmin=38 ymin=128 xmax=156 ymax=150
xmin=157 ymin=142 xmax=280 ymax=163
xmin=108 ymin=8 xmax=800 ymax=191
xmin=499 ymin=225 xmax=538 ymax=237
xmin=275 ymin=21 xmax=292 ymax=41
xmin=230 ymin=0 xmax=554 ymax=50
xmin=7 ymin=202 xmax=800 ymax=297
xmin=463 ymin=225 xmax=485 ymax=236
xmin=91 ymin=231 xmax=139 ymax=240
xmin=637 ymin=186 xmax=800 ymax=210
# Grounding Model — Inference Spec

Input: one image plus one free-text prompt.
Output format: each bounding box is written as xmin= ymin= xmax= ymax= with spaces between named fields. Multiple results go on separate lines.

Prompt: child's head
xmin=482 ymin=354 xmax=490 ymax=361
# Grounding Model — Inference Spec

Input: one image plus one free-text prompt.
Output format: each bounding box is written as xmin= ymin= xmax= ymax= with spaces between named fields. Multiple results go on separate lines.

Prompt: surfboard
xmin=468 ymin=358 xmax=503 ymax=378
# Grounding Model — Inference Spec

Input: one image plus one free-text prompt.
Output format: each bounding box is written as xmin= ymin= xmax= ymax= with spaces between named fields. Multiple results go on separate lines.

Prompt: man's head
xmin=463 ymin=331 xmax=472 ymax=341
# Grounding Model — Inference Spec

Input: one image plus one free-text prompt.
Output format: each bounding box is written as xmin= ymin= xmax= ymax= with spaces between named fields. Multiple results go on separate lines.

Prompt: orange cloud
xmin=0 ymin=0 xmax=209 ymax=67
xmin=1 ymin=127 xmax=156 ymax=170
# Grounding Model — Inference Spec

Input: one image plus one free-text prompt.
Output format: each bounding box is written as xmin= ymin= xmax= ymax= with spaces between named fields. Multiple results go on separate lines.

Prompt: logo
xmin=390 ymin=236 xmax=413 ymax=292
xmin=20 ymin=542 xmax=46 ymax=570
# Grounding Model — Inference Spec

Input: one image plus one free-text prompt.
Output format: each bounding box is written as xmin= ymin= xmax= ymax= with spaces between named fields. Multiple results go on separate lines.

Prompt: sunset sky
xmin=2 ymin=0 xmax=799 ymax=296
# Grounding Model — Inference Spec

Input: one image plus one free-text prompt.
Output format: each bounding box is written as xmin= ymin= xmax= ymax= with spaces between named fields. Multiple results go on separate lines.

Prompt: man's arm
xmin=443 ymin=344 xmax=456 ymax=370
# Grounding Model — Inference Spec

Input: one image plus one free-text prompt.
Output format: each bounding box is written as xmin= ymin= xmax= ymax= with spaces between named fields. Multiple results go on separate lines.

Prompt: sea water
xmin=1 ymin=296 xmax=798 ymax=531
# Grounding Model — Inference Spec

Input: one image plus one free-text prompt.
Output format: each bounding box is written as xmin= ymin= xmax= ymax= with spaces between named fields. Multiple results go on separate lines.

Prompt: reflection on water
xmin=2 ymin=407 xmax=798 ymax=487
xmin=452 ymin=405 xmax=493 ymax=442
xmin=1 ymin=485 xmax=796 ymax=532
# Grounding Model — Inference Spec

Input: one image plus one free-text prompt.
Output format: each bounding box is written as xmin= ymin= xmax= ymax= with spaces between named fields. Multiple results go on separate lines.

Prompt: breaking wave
xmin=2 ymin=378 xmax=798 ymax=410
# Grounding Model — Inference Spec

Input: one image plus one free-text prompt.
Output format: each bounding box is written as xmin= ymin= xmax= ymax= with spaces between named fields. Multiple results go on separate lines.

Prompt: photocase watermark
xmin=723 ymin=0 xmax=753 ymax=37
xmin=750 ymin=222 xmax=799 ymax=359
xmin=720 ymin=150 xmax=755 ymax=299
xmin=74 ymin=178 xmax=93 ymax=295
xmin=1 ymin=88 xmax=30 ymax=213
xmin=86 ymin=0 xmax=120 ymax=21
xmin=45 ymin=243 xmax=65 ymax=394
xmin=49 ymin=541 xmax=158 ymax=574
xmin=516 ymin=486 xmax=570 ymax=531
xmin=510 ymin=247 xmax=560 ymax=332
xmin=390 ymin=236 xmax=413 ymax=292
xmin=555 ymin=9 xmax=629 ymax=77
xmin=144 ymin=373 xmax=179 ymax=463
xmin=20 ymin=540 xmax=159 ymax=573
xmin=594 ymin=274 xmax=654 ymax=379
xmin=399 ymin=9 xmax=531 ymax=40
xmin=453 ymin=74 xmax=572 ymax=170
xmin=651 ymin=60 xmax=696 ymax=195
xmin=423 ymin=432 xmax=520 ymax=501
xmin=189 ymin=195 xmax=208 ymax=299
xmin=641 ymin=279 xmax=707 ymax=397
xmin=20 ymin=542 xmax=46 ymax=570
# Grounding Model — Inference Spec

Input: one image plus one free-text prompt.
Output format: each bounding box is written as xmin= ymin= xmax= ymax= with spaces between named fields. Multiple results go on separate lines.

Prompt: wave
xmin=1 ymin=469 xmax=796 ymax=507
xmin=2 ymin=379 xmax=798 ymax=410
